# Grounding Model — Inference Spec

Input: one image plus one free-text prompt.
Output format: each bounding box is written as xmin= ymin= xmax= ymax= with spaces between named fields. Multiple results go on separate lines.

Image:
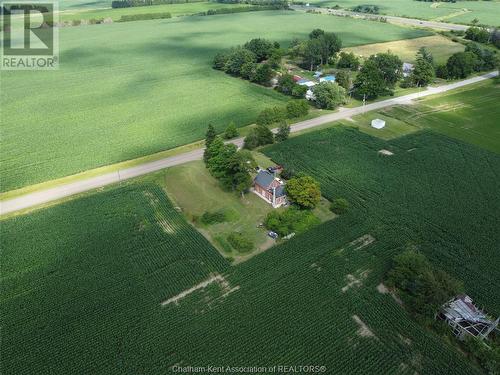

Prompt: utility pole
xmin=363 ymin=94 xmax=366 ymax=112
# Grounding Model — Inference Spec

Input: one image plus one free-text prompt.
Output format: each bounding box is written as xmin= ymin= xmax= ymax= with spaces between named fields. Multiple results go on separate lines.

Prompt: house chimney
xmin=272 ymin=186 xmax=276 ymax=208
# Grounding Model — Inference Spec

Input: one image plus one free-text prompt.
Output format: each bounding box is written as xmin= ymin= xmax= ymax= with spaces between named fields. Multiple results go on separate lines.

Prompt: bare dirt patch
xmin=378 ymin=149 xmax=394 ymax=156
xmin=161 ymin=273 xmax=238 ymax=306
xmin=376 ymin=282 xmax=389 ymax=294
xmin=342 ymin=270 xmax=370 ymax=293
xmin=337 ymin=234 xmax=376 ymax=254
xmin=352 ymin=315 xmax=376 ymax=338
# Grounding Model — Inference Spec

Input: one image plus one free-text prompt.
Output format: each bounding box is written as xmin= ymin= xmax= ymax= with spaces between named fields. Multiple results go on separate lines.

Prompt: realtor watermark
xmin=171 ymin=365 xmax=327 ymax=374
xmin=1 ymin=1 xmax=58 ymax=70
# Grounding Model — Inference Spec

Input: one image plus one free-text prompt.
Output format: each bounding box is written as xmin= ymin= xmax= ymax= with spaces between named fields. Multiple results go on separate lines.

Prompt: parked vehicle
xmin=268 ymin=231 xmax=279 ymax=239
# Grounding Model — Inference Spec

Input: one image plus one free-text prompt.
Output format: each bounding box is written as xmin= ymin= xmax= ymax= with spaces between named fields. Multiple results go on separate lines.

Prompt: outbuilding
xmin=319 ymin=75 xmax=336 ymax=83
xmin=297 ymin=79 xmax=316 ymax=88
xmin=371 ymin=119 xmax=386 ymax=129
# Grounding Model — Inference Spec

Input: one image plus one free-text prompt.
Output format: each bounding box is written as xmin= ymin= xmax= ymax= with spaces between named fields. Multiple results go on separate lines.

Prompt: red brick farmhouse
xmin=253 ymin=170 xmax=286 ymax=208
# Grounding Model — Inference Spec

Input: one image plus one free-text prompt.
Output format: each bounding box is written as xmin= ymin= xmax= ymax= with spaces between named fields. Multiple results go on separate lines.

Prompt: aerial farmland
xmin=1 ymin=1 xmax=499 ymax=374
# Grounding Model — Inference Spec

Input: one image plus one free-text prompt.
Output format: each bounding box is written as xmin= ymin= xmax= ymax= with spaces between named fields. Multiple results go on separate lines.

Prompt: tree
xmin=206 ymin=136 xmax=226 ymax=174
xmin=286 ymin=175 xmax=321 ymax=209
xmin=213 ymin=51 xmax=229 ymax=70
xmin=224 ymin=47 xmax=256 ymax=76
xmin=465 ymin=42 xmax=499 ymax=71
xmin=318 ymin=32 xmax=342 ymax=65
xmin=268 ymin=48 xmax=283 ymax=69
xmin=309 ymin=28 xmax=325 ymax=40
xmin=285 ymin=99 xmax=309 ymax=119
xmin=417 ymin=47 xmax=433 ymax=65
xmin=465 ymin=26 xmax=490 ymax=44
xmin=275 ymin=121 xmax=290 ymax=142
xmin=251 ymin=63 xmax=274 ymax=86
xmin=312 ymin=82 xmax=346 ymax=110
xmin=243 ymin=38 xmax=275 ymax=62
xmin=203 ymin=124 xmax=217 ymax=163
xmin=410 ymin=54 xmax=435 ymax=87
xmin=243 ymin=125 xmax=274 ymax=150
xmin=240 ymin=61 xmax=257 ymax=80
xmin=446 ymin=52 xmax=478 ymax=79
xmin=223 ymin=121 xmax=239 ymax=139
xmin=353 ymin=59 xmax=389 ymax=99
xmin=330 ymin=198 xmax=349 ymax=214
xmin=291 ymin=84 xmax=308 ymax=98
xmin=277 ymin=74 xmax=296 ymax=95
xmin=337 ymin=51 xmax=360 ymax=70
xmin=369 ymin=52 xmax=403 ymax=88
xmin=221 ymin=150 xmax=255 ymax=194
xmin=386 ymin=250 xmax=463 ymax=318
xmin=334 ymin=70 xmax=351 ymax=91
xmin=256 ymin=106 xmax=286 ymax=126
xmin=301 ymin=39 xmax=322 ymax=71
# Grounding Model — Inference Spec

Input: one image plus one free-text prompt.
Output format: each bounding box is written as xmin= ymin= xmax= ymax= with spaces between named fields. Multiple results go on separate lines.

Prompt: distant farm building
xmin=438 ymin=295 xmax=499 ymax=341
xmin=319 ymin=75 xmax=336 ymax=83
xmin=403 ymin=62 xmax=414 ymax=77
xmin=297 ymin=79 xmax=316 ymax=88
xmin=305 ymin=89 xmax=315 ymax=101
xmin=253 ymin=170 xmax=286 ymax=208
xmin=371 ymin=119 xmax=386 ymax=129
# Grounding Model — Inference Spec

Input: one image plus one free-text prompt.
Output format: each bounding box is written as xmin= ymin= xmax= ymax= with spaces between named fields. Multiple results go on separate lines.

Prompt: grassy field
xmin=163 ymin=160 xmax=275 ymax=260
xmin=381 ymin=81 xmax=500 ymax=154
xmin=2 ymin=130 xmax=495 ymax=374
xmin=163 ymin=158 xmax=334 ymax=262
xmin=345 ymin=35 xmax=464 ymax=65
xmin=0 ymin=11 xmax=431 ymax=193
xmin=58 ymin=2 xmax=252 ymax=22
xmin=308 ymin=0 xmax=500 ymax=26
xmin=58 ymin=0 xmax=111 ymax=11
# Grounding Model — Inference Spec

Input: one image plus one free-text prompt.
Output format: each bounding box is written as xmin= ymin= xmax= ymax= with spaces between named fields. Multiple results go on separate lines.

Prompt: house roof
xmin=275 ymin=185 xmax=286 ymax=198
xmin=254 ymin=170 xmax=275 ymax=188
xmin=320 ymin=75 xmax=336 ymax=82
xmin=443 ymin=295 xmax=491 ymax=324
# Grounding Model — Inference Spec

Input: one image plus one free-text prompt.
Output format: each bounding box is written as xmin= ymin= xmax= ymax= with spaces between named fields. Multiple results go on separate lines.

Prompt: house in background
xmin=403 ymin=62 xmax=414 ymax=77
xmin=438 ymin=294 xmax=499 ymax=341
xmin=319 ymin=75 xmax=336 ymax=83
xmin=297 ymin=79 xmax=316 ymax=88
xmin=253 ymin=170 xmax=286 ymax=208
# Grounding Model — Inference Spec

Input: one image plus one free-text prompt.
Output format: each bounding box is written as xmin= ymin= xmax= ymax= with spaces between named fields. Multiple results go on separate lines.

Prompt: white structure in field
xmin=371 ymin=119 xmax=386 ymax=129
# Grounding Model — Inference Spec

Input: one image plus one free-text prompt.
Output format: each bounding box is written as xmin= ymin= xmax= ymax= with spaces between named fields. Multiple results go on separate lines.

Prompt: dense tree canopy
xmin=312 ymin=82 xmax=346 ymax=110
xmin=337 ymin=51 xmax=360 ymax=70
xmin=353 ymin=59 xmax=387 ymax=99
xmin=243 ymin=38 xmax=276 ymax=62
xmin=286 ymin=175 xmax=321 ymax=209
xmin=387 ymin=250 xmax=463 ymax=318
xmin=369 ymin=52 xmax=403 ymax=88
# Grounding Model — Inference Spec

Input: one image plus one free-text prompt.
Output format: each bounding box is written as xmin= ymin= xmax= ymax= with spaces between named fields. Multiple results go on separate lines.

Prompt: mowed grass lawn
xmin=0 ymin=11 xmax=431 ymax=192
xmin=163 ymin=159 xmax=335 ymax=262
xmin=345 ymin=35 xmax=464 ymax=65
xmin=309 ymin=0 xmax=500 ymax=26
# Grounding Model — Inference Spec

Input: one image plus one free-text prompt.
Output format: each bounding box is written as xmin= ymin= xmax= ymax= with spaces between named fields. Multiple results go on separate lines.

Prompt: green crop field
xmin=265 ymin=128 xmax=500 ymax=315
xmin=2 ymin=154 xmax=493 ymax=373
xmin=308 ymin=0 xmax=500 ymax=26
xmin=58 ymin=2 xmax=252 ymax=22
xmin=0 ymin=11 xmax=431 ymax=193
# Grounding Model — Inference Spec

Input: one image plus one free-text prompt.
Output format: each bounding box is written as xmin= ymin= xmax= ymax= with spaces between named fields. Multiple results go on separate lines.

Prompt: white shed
xmin=371 ymin=119 xmax=386 ymax=129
